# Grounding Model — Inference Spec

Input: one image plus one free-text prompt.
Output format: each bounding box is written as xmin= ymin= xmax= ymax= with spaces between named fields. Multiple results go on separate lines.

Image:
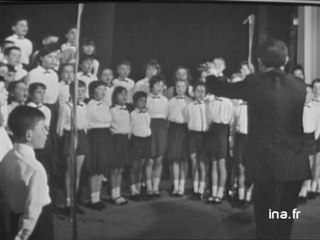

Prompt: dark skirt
xmin=166 ymin=122 xmax=188 ymax=163
xmin=87 ymin=128 xmax=113 ymax=176
xmin=234 ymin=133 xmax=248 ymax=164
xmin=189 ymin=131 xmax=207 ymax=161
xmin=112 ymin=134 xmax=130 ymax=169
xmin=305 ymin=133 xmax=316 ymax=156
xmin=130 ymin=135 xmax=151 ymax=161
xmin=150 ymin=118 xmax=168 ymax=158
xmin=63 ymin=130 xmax=89 ymax=158
xmin=207 ymin=123 xmax=229 ymax=160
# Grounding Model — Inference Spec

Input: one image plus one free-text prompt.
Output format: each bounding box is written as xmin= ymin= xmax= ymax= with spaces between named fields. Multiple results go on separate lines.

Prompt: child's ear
xmin=25 ymin=129 xmax=33 ymax=142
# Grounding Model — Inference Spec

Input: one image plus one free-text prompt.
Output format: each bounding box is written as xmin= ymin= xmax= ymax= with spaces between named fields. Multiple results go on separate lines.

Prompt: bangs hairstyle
xmin=311 ymin=79 xmax=320 ymax=88
xmin=144 ymin=59 xmax=161 ymax=74
xmin=88 ymin=80 xmax=106 ymax=99
xmin=12 ymin=18 xmax=28 ymax=26
xmin=4 ymin=46 xmax=21 ymax=56
xmin=193 ymin=81 xmax=207 ymax=94
xmin=59 ymin=63 xmax=75 ymax=76
xmin=117 ymin=59 xmax=131 ymax=68
xmin=133 ymin=91 xmax=147 ymax=105
xmin=111 ymin=86 xmax=127 ymax=107
xmin=258 ymin=39 xmax=288 ymax=68
xmin=8 ymin=106 xmax=45 ymax=140
xmin=173 ymin=66 xmax=192 ymax=84
xmin=80 ymin=56 xmax=94 ymax=64
xmin=149 ymin=74 xmax=167 ymax=91
xmin=28 ymin=82 xmax=46 ymax=96
xmin=69 ymin=80 xmax=86 ymax=96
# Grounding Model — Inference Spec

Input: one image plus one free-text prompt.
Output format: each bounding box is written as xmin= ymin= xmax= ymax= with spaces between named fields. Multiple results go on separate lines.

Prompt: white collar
xmin=12 ymin=34 xmax=25 ymax=40
xmin=14 ymin=143 xmax=36 ymax=162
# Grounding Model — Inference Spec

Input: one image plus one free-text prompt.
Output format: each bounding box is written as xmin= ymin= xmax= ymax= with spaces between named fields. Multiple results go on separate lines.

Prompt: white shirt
xmin=233 ymin=100 xmax=248 ymax=134
xmin=104 ymin=85 xmax=114 ymax=107
xmin=14 ymin=66 xmax=28 ymax=81
xmin=56 ymin=101 xmax=88 ymax=136
xmin=207 ymin=96 xmax=234 ymax=125
xmin=61 ymin=42 xmax=77 ymax=53
xmin=87 ymin=99 xmax=112 ymax=129
xmin=168 ymin=96 xmax=192 ymax=124
xmin=310 ymin=98 xmax=320 ymax=138
xmin=91 ymin=59 xmax=99 ymax=77
xmin=303 ymin=102 xmax=316 ymax=134
xmin=112 ymin=78 xmax=135 ymax=102
xmin=0 ymin=127 xmax=13 ymax=162
xmin=5 ymin=34 xmax=33 ymax=65
xmin=146 ymin=94 xmax=168 ymax=119
xmin=0 ymin=143 xmax=51 ymax=240
xmin=134 ymin=77 xmax=150 ymax=94
xmin=27 ymin=102 xmax=52 ymax=129
xmin=110 ymin=105 xmax=130 ymax=135
xmin=58 ymin=82 xmax=70 ymax=108
xmin=27 ymin=66 xmax=59 ymax=104
xmin=186 ymin=101 xmax=209 ymax=132
xmin=76 ymin=72 xmax=97 ymax=98
xmin=130 ymin=108 xmax=151 ymax=137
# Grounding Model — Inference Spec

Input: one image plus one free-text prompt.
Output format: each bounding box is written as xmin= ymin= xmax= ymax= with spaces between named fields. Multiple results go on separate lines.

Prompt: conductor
xmin=202 ymin=39 xmax=311 ymax=239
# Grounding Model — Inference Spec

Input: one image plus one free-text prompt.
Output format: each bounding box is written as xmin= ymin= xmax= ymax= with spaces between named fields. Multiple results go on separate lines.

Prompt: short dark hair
xmin=111 ymin=86 xmax=127 ymax=107
xmin=8 ymin=106 xmax=45 ymax=140
xmin=193 ymin=81 xmax=207 ymax=93
xmin=88 ymin=80 xmax=106 ymax=99
xmin=12 ymin=18 xmax=28 ymax=26
xmin=311 ymin=79 xmax=320 ymax=88
xmin=4 ymin=46 xmax=21 ymax=56
xmin=69 ymin=80 xmax=86 ymax=96
xmin=173 ymin=66 xmax=192 ymax=84
xmin=82 ymin=38 xmax=95 ymax=46
xmin=258 ymin=39 xmax=288 ymax=68
xmin=28 ymin=82 xmax=46 ymax=96
xmin=133 ymin=91 xmax=147 ymax=105
xmin=144 ymin=59 xmax=161 ymax=74
xmin=59 ymin=63 xmax=75 ymax=76
xmin=7 ymin=80 xmax=25 ymax=94
xmin=80 ymin=56 xmax=93 ymax=64
xmin=149 ymin=74 xmax=166 ymax=91
xmin=117 ymin=60 xmax=131 ymax=68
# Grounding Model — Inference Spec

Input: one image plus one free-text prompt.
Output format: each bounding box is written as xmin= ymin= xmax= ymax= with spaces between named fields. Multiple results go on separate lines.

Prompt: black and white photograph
xmin=0 ymin=0 xmax=320 ymax=239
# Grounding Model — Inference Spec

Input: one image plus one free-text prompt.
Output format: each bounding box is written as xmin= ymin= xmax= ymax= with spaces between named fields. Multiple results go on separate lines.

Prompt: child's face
xmin=93 ymin=85 xmax=106 ymax=101
xmin=13 ymin=20 xmax=28 ymax=36
xmin=194 ymin=85 xmax=206 ymax=101
xmin=61 ymin=65 xmax=75 ymax=84
xmin=12 ymin=82 xmax=28 ymax=103
xmin=0 ymin=66 xmax=9 ymax=78
xmin=146 ymin=65 xmax=158 ymax=79
xmin=41 ymin=51 xmax=58 ymax=69
xmin=176 ymin=68 xmax=188 ymax=82
xmin=29 ymin=119 xmax=48 ymax=149
xmin=43 ymin=36 xmax=59 ymax=46
xmin=116 ymin=90 xmax=128 ymax=105
xmin=7 ymin=49 xmax=21 ymax=66
xmin=306 ymin=87 xmax=314 ymax=103
xmin=175 ymin=80 xmax=187 ymax=96
xmin=293 ymin=69 xmax=304 ymax=80
xmin=313 ymin=82 xmax=320 ymax=98
xmin=82 ymin=44 xmax=95 ymax=55
xmin=101 ymin=69 xmax=114 ymax=85
xmin=66 ymin=28 xmax=77 ymax=44
xmin=240 ymin=64 xmax=250 ymax=77
xmin=136 ymin=97 xmax=146 ymax=110
xmin=81 ymin=60 xmax=93 ymax=73
xmin=151 ymin=81 xmax=164 ymax=96
xmin=77 ymin=86 xmax=86 ymax=102
xmin=117 ymin=64 xmax=131 ymax=78
xmin=31 ymin=87 xmax=46 ymax=105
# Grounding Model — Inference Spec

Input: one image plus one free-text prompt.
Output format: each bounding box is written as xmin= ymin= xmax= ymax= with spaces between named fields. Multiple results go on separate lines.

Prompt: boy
xmin=5 ymin=18 xmax=33 ymax=66
xmin=0 ymin=106 xmax=53 ymax=240
xmin=58 ymin=63 xmax=75 ymax=107
xmin=113 ymin=60 xmax=135 ymax=103
xmin=3 ymin=46 xmax=28 ymax=81
xmin=61 ymin=26 xmax=77 ymax=64
xmin=76 ymin=57 xmax=97 ymax=98
xmin=100 ymin=68 xmax=114 ymax=107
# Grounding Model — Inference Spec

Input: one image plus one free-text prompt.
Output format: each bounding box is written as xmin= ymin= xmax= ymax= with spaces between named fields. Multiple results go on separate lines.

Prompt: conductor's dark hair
xmin=149 ymin=74 xmax=166 ymax=91
xmin=111 ymin=86 xmax=127 ymax=107
xmin=12 ymin=18 xmax=28 ymax=26
xmin=133 ymin=91 xmax=147 ymax=105
xmin=311 ymin=79 xmax=320 ymax=88
xmin=4 ymin=46 xmax=21 ymax=56
xmin=258 ymin=39 xmax=288 ymax=68
xmin=88 ymin=80 xmax=106 ymax=99
xmin=28 ymin=82 xmax=46 ymax=96
xmin=8 ymin=106 xmax=45 ymax=140
xmin=69 ymin=80 xmax=86 ymax=96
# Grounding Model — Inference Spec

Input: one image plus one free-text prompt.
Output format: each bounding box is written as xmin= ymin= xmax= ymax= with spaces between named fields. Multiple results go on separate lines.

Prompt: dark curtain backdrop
xmin=0 ymin=3 xmax=295 ymax=84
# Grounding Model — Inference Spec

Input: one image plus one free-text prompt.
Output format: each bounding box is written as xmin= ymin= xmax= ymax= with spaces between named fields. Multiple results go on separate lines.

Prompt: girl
xmin=130 ymin=91 xmax=151 ymax=201
xmin=7 ymin=80 xmax=28 ymax=116
xmin=165 ymin=66 xmax=193 ymax=100
xmin=167 ymin=79 xmax=192 ymax=197
xmin=110 ymin=86 xmax=131 ymax=205
xmin=56 ymin=80 xmax=88 ymax=216
xmin=186 ymin=82 xmax=209 ymax=200
xmin=146 ymin=75 xmax=168 ymax=198
xmin=134 ymin=59 xmax=161 ymax=94
xmin=81 ymin=38 xmax=99 ymax=77
xmin=86 ymin=81 xmax=113 ymax=210
xmin=100 ymin=68 xmax=115 ymax=107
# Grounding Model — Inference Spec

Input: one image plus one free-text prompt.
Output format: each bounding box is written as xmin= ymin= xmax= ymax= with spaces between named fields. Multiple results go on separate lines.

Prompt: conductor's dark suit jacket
xmin=206 ymin=69 xmax=311 ymax=183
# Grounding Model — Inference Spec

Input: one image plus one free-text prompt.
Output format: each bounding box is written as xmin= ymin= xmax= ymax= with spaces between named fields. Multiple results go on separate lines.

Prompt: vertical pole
xmin=70 ymin=3 xmax=84 ymax=240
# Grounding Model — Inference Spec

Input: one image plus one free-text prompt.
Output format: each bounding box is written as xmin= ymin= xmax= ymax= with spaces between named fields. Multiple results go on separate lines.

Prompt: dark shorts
xmin=130 ymin=135 xmax=151 ymax=161
xmin=207 ymin=123 xmax=229 ymax=160
xmin=189 ymin=131 xmax=207 ymax=161
xmin=234 ymin=133 xmax=248 ymax=164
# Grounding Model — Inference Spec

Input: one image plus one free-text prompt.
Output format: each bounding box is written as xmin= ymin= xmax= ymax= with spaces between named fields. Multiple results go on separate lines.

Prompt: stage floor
xmin=53 ymin=180 xmax=320 ymax=240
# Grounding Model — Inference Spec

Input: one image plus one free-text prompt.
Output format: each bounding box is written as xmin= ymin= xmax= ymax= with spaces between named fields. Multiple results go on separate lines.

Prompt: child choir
xmin=0 ymin=19 xmax=320 ymax=224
